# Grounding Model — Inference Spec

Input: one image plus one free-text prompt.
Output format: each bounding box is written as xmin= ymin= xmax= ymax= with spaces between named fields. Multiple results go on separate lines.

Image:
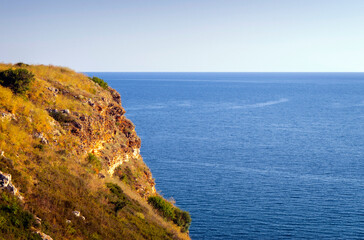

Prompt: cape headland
xmin=0 ymin=63 xmax=191 ymax=240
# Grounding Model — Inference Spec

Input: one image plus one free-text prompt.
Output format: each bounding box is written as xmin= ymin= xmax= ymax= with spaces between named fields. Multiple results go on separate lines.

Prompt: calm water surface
xmin=87 ymin=73 xmax=364 ymax=239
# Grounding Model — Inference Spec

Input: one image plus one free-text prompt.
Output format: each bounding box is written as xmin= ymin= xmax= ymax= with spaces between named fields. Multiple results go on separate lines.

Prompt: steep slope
xmin=0 ymin=63 xmax=190 ymax=240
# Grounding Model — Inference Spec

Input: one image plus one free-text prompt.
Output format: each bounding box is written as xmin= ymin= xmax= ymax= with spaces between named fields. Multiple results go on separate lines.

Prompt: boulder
xmin=61 ymin=109 xmax=70 ymax=115
xmin=72 ymin=210 xmax=80 ymax=217
xmin=36 ymin=231 xmax=53 ymax=240
xmin=0 ymin=171 xmax=23 ymax=200
xmin=72 ymin=210 xmax=86 ymax=220
xmin=0 ymin=171 xmax=11 ymax=188
xmin=35 ymin=216 xmax=42 ymax=226
xmin=34 ymin=132 xmax=49 ymax=144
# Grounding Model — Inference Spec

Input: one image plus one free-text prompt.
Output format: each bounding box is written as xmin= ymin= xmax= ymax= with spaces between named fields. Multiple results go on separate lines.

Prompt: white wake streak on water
xmin=128 ymin=105 xmax=166 ymax=111
xmin=230 ymin=98 xmax=289 ymax=109
xmin=128 ymin=101 xmax=192 ymax=111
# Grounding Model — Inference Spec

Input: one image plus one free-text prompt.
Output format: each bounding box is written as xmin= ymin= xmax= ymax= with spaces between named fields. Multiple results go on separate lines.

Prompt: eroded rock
xmin=0 ymin=111 xmax=17 ymax=121
xmin=36 ymin=231 xmax=53 ymax=240
xmin=47 ymin=87 xmax=59 ymax=96
xmin=61 ymin=109 xmax=70 ymax=115
xmin=72 ymin=210 xmax=80 ymax=217
xmin=0 ymin=171 xmax=11 ymax=188
xmin=0 ymin=171 xmax=23 ymax=200
xmin=34 ymin=132 xmax=49 ymax=144
xmin=109 ymin=88 xmax=121 ymax=104
xmin=35 ymin=216 xmax=42 ymax=226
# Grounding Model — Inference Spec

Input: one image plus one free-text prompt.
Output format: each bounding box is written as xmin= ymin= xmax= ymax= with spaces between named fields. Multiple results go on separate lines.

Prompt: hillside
xmin=0 ymin=63 xmax=191 ymax=240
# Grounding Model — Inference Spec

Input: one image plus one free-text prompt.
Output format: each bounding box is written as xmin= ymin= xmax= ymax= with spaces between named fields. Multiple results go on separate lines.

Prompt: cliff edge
xmin=0 ymin=63 xmax=190 ymax=240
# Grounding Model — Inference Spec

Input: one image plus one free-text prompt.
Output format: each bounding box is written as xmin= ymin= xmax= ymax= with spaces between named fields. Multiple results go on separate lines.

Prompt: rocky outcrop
xmin=109 ymin=87 xmax=122 ymax=104
xmin=0 ymin=170 xmax=23 ymax=200
xmin=0 ymin=110 xmax=17 ymax=121
xmin=34 ymin=132 xmax=49 ymax=144
xmin=48 ymin=86 xmax=156 ymax=198
xmin=36 ymin=231 xmax=53 ymax=240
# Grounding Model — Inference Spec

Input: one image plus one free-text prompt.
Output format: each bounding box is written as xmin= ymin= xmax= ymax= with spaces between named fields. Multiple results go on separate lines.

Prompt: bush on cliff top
xmin=14 ymin=62 xmax=30 ymax=67
xmin=89 ymin=76 xmax=108 ymax=89
xmin=0 ymin=68 xmax=34 ymax=94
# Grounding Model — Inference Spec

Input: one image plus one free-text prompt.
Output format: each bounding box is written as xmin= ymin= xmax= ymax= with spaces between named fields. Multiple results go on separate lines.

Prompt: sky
xmin=1 ymin=0 xmax=364 ymax=72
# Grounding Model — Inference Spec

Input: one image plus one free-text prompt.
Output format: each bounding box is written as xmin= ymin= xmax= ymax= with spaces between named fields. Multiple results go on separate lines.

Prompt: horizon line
xmin=82 ymin=71 xmax=364 ymax=73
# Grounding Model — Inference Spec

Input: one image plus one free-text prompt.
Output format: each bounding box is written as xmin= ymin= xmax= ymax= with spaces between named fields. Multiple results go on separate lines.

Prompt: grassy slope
xmin=0 ymin=63 xmax=190 ymax=240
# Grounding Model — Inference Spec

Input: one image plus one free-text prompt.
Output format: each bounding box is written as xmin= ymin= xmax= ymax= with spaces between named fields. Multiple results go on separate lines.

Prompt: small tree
xmin=0 ymin=68 xmax=34 ymax=94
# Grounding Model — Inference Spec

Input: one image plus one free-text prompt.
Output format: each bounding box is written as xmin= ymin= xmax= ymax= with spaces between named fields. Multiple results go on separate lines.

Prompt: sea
xmin=86 ymin=73 xmax=364 ymax=239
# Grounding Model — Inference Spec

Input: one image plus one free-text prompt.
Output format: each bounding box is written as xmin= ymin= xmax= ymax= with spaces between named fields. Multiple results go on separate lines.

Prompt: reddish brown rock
xmin=54 ymin=87 xmax=155 ymax=198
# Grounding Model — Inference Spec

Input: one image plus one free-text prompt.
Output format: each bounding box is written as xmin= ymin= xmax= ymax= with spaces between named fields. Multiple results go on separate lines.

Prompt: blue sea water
xmin=87 ymin=73 xmax=364 ymax=239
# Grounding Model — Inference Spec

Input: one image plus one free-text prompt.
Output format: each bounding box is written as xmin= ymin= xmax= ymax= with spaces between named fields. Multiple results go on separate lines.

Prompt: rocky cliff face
xmin=47 ymin=85 xmax=156 ymax=198
xmin=0 ymin=63 xmax=190 ymax=240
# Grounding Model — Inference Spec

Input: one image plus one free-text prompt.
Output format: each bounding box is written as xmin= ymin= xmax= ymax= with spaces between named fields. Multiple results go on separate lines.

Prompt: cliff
xmin=0 ymin=63 xmax=190 ymax=240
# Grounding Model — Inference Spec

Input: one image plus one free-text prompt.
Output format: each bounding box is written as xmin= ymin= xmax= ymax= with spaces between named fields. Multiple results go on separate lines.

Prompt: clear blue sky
xmin=1 ymin=0 xmax=364 ymax=72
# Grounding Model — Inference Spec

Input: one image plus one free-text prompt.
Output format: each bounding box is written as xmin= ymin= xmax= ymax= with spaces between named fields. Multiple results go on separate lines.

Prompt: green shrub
xmin=0 ymin=192 xmax=41 ymax=239
xmin=87 ymin=153 xmax=102 ymax=171
xmin=49 ymin=111 xmax=73 ymax=123
xmin=14 ymin=62 xmax=30 ymax=67
xmin=148 ymin=195 xmax=191 ymax=232
xmin=106 ymin=183 xmax=128 ymax=214
xmin=112 ymin=199 xmax=127 ymax=213
xmin=0 ymin=68 xmax=34 ymax=94
xmin=34 ymin=144 xmax=45 ymax=151
xmin=89 ymin=76 xmax=108 ymax=89
xmin=106 ymin=183 xmax=123 ymax=198
xmin=173 ymin=208 xmax=191 ymax=232
xmin=148 ymin=196 xmax=175 ymax=220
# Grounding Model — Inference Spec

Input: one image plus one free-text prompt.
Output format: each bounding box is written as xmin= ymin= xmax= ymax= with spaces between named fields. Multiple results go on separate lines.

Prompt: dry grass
xmin=26 ymin=64 xmax=97 ymax=94
xmin=0 ymin=84 xmax=54 ymax=156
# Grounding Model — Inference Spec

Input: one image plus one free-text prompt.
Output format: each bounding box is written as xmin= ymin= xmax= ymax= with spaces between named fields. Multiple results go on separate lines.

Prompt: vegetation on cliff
xmin=148 ymin=196 xmax=191 ymax=233
xmin=89 ymin=76 xmax=108 ymax=90
xmin=0 ymin=68 xmax=34 ymax=94
xmin=0 ymin=63 xmax=190 ymax=239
